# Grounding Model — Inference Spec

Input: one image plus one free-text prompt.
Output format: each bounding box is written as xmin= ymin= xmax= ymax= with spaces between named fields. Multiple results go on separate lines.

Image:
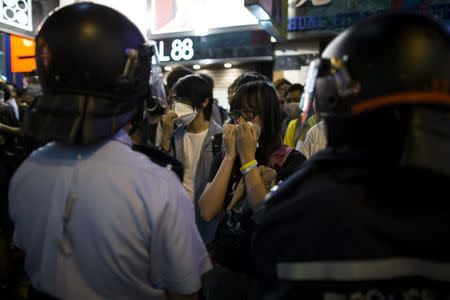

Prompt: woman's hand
xmin=223 ymin=123 xmax=237 ymax=160
xmin=236 ymin=122 xmax=258 ymax=164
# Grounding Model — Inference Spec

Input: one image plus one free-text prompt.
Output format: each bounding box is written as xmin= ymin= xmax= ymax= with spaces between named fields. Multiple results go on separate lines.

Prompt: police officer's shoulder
xmin=132 ymin=143 xmax=184 ymax=181
xmin=255 ymin=148 xmax=360 ymax=224
xmin=128 ymin=146 xmax=175 ymax=175
xmin=25 ymin=141 xmax=72 ymax=162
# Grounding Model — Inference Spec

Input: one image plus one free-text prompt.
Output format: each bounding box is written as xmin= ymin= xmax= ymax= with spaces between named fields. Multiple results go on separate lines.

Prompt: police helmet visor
xmin=302 ymin=58 xmax=364 ymax=120
xmin=146 ymin=42 xmax=167 ymax=115
xmin=299 ymin=59 xmax=319 ymax=125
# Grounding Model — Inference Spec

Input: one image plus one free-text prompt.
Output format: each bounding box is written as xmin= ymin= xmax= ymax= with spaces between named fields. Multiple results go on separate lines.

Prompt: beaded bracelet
xmin=240 ymin=159 xmax=258 ymax=175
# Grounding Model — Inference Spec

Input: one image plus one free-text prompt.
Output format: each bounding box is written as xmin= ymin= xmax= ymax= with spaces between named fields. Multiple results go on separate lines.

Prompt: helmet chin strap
xmin=401 ymin=107 xmax=450 ymax=177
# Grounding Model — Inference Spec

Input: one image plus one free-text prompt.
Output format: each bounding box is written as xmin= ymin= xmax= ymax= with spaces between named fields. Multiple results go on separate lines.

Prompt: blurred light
xmin=270 ymin=36 xmax=277 ymax=43
xmin=60 ymin=0 xmax=148 ymax=36
xmin=22 ymin=39 xmax=33 ymax=47
xmin=194 ymin=28 xmax=209 ymax=36
xmin=81 ymin=23 xmax=97 ymax=38
xmin=224 ymin=63 xmax=232 ymax=69
xmin=246 ymin=4 xmax=270 ymax=21
xmin=164 ymin=66 xmax=173 ymax=72
xmin=193 ymin=64 xmax=201 ymax=70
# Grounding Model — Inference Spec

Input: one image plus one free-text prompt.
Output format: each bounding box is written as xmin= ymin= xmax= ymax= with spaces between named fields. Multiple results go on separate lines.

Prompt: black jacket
xmin=253 ymin=148 xmax=450 ymax=299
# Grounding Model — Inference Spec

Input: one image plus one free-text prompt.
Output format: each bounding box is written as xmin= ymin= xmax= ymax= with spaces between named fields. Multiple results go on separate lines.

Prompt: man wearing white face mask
xmin=161 ymin=74 xmax=223 ymax=244
xmin=281 ymin=84 xmax=303 ymax=141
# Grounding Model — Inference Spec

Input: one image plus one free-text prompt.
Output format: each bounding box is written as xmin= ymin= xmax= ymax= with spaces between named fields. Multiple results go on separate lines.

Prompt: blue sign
xmin=288 ymin=3 xmax=450 ymax=32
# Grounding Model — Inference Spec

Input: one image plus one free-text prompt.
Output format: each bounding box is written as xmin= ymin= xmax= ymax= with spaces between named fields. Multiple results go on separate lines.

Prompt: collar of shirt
xmin=112 ymin=128 xmax=132 ymax=147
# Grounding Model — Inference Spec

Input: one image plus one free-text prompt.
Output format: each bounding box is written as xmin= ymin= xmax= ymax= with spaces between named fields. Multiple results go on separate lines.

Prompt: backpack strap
xmin=212 ymin=133 xmax=223 ymax=158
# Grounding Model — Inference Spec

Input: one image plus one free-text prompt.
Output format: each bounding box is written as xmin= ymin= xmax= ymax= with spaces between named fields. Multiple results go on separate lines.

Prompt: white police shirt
xmin=9 ymin=129 xmax=211 ymax=300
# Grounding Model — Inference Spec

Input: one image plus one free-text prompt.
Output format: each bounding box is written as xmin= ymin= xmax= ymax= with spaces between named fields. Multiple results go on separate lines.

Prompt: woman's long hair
xmin=231 ymin=81 xmax=282 ymax=165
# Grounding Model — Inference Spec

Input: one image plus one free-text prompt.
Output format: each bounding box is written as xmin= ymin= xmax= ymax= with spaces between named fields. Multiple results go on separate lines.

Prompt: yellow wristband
xmin=241 ymin=162 xmax=258 ymax=175
xmin=240 ymin=159 xmax=257 ymax=172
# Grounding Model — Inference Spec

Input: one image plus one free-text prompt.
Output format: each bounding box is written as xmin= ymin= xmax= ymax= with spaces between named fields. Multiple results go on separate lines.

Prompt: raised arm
xmin=199 ymin=124 xmax=236 ymax=222
xmin=0 ymin=122 xmax=21 ymax=135
xmin=236 ymin=122 xmax=269 ymax=211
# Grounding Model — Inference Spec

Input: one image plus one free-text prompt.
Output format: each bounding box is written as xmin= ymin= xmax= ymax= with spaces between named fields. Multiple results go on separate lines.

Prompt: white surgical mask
xmin=174 ymin=102 xmax=198 ymax=126
xmin=284 ymin=102 xmax=300 ymax=118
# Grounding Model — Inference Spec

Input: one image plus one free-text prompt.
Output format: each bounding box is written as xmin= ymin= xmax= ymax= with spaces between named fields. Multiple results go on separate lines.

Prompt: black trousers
xmin=202 ymin=264 xmax=260 ymax=300
xmin=27 ymin=286 xmax=59 ymax=300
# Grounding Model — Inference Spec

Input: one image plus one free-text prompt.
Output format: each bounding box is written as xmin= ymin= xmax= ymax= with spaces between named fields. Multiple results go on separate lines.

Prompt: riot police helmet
xmin=25 ymin=2 xmax=166 ymax=144
xmin=300 ymin=12 xmax=450 ymax=173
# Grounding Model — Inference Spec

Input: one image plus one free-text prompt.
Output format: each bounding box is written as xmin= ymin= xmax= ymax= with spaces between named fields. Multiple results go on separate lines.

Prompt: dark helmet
xmin=25 ymin=2 xmax=166 ymax=144
xmin=301 ymin=12 xmax=450 ymax=174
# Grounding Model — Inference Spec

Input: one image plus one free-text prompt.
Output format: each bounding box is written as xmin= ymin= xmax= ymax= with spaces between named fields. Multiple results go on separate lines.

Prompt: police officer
xmin=252 ymin=12 xmax=450 ymax=299
xmin=9 ymin=3 xmax=211 ymax=300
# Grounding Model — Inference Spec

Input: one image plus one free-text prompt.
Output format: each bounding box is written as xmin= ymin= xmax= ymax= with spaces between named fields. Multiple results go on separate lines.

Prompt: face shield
xmin=298 ymin=59 xmax=320 ymax=126
xmin=145 ymin=42 xmax=167 ymax=120
xmin=125 ymin=42 xmax=168 ymax=138
xmin=299 ymin=57 xmax=361 ymax=122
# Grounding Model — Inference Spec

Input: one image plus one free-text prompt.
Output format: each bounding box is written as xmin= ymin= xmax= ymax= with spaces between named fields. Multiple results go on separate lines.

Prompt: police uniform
xmin=252 ymin=12 xmax=450 ymax=300
xmin=253 ymin=148 xmax=450 ymax=299
xmin=8 ymin=3 xmax=211 ymax=299
xmin=10 ymin=129 xmax=211 ymax=299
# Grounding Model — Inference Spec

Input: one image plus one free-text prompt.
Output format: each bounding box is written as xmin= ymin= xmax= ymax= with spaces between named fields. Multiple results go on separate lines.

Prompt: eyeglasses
xmin=228 ymin=109 xmax=259 ymax=123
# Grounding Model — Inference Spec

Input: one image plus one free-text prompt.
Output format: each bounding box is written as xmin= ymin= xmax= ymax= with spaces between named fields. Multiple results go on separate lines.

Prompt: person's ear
xmin=202 ymin=97 xmax=209 ymax=108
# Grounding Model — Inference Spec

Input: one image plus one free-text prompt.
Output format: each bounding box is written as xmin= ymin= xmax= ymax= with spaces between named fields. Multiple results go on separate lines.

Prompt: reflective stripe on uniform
xmin=277 ymin=258 xmax=450 ymax=282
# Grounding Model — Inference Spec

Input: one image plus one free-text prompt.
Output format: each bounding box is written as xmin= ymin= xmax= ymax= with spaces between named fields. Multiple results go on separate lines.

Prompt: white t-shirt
xmin=298 ymin=120 xmax=327 ymax=159
xmin=182 ymin=129 xmax=208 ymax=201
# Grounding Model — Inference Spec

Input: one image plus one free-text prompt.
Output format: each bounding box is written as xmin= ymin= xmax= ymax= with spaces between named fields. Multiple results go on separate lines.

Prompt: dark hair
xmin=228 ymin=72 xmax=269 ymax=105
xmin=172 ymin=74 xmax=213 ymax=120
xmin=198 ymin=73 xmax=214 ymax=89
xmin=273 ymin=78 xmax=291 ymax=90
xmin=231 ymin=81 xmax=282 ymax=163
xmin=232 ymin=72 xmax=268 ymax=91
xmin=166 ymin=66 xmax=194 ymax=91
xmin=284 ymin=83 xmax=304 ymax=99
xmin=6 ymin=82 xmax=21 ymax=98
xmin=0 ymin=82 xmax=11 ymax=101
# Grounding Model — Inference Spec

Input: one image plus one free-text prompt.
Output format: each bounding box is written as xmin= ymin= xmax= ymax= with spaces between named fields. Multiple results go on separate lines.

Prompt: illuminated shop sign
xmin=10 ymin=35 xmax=35 ymax=72
xmin=0 ymin=0 xmax=33 ymax=31
xmin=157 ymin=38 xmax=195 ymax=62
xmin=288 ymin=3 xmax=450 ymax=32
xmin=154 ymin=30 xmax=272 ymax=63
